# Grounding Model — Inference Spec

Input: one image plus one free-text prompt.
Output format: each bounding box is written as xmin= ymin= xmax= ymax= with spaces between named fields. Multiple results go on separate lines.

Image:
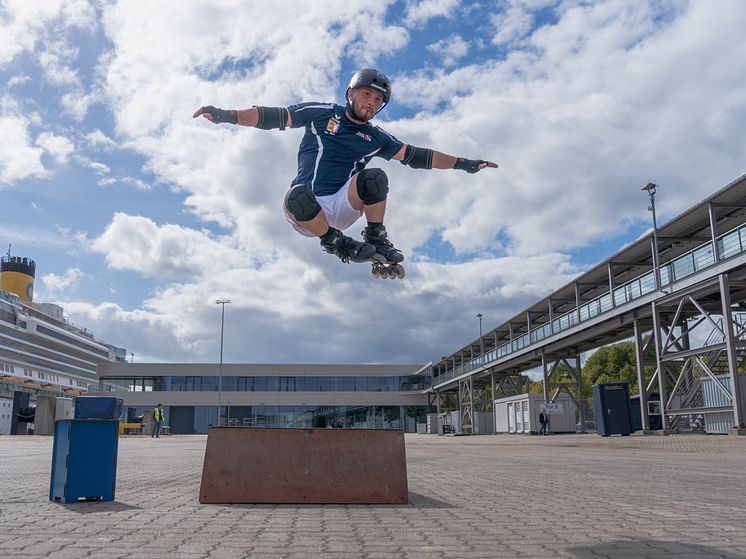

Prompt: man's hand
xmin=193 ymin=105 xmax=238 ymax=124
xmin=454 ymin=158 xmax=498 ymax=174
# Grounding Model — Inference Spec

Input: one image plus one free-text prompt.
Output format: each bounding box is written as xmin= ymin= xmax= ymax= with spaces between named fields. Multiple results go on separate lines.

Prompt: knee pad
xmin=356 ymin=168 xmax=389 ymax=205
xmin=285 ymin=184 xmax=321 ymax=222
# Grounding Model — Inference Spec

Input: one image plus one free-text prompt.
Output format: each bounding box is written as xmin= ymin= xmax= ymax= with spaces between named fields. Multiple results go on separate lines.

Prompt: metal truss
xmin=495 ymin=374 xmax=524 ymax=398
xmin=459 ymin=376 xmax=474 ymax=434
xmin=428 ymin=391 xmax=438 ymax=412
xmin=542 ymin=353 xmax=585 ymax=430
xmin=647 ymin=273 xmax=746 ymax=431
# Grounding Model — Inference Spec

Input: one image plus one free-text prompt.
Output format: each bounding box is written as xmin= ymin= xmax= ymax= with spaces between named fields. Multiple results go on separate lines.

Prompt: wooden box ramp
xmin=199 ymin=427 xmax=408 ymax=504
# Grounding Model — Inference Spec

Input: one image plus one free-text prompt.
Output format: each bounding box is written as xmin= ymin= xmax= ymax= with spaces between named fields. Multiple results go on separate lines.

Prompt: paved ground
xmin=1 ymin=432 xmax=746 ymax=558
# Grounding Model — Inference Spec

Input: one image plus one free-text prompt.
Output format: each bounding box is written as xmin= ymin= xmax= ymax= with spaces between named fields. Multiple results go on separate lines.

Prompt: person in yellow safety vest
xmin=151 ymin=404 xmax=164 ymax=438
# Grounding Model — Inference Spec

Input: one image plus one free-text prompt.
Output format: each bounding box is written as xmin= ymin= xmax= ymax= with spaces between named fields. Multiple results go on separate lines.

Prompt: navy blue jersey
xmin=287 ymin=102 xmax=404 ymax=196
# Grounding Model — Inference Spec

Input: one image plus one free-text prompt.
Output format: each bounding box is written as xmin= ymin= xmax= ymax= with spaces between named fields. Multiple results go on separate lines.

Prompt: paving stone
xmin=2 ymin=434 xmax=746 ymax=557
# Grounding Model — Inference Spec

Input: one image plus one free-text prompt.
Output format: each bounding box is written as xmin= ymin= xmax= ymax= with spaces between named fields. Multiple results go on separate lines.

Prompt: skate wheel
xmin=392 ymin=264 xmax=405 ymax=279
xmin=371 ymin=266 xmax=381 ymax=279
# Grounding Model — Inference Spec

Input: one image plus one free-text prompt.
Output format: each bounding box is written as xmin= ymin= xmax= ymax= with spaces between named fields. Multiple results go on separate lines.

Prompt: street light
xmin=130 ymin=352 xmax=134 ymax=364
xmin=476 ymin=313 xmax=484 ymax=359
xmin=642 ymin=182 xmax=662 ymax=291
xmin=216 ymin=299 xmax=231 ymax=426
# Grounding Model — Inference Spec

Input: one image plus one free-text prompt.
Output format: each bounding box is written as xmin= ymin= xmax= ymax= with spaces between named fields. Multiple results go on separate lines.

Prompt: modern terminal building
xmin=94 ymin=362 xmax=432 ymax=434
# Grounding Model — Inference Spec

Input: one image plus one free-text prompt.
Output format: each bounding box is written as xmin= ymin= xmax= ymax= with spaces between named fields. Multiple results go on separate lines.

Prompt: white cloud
xmin=75 ymin=155 xmax=110 ymax=175
xmin=99 ymin=2 xmax=408 ymax=138
xmin=492 ymin=1 xmax=538 ymax=46
xmin=7 ymin=75 xmax=30 ymax=88
xmin=62 ymin=247 xmax=579 ymax=363
xmin=61 ymin=90 xmax=97 ymax=120
xmin=40 ymin=267 xmax=86 ymax=297
xmin=90 ymin=212 xmax=247 ymax=280
xmin=0 ymin=115 xmax=48 ymax=184
xmin=403 ymin=0 xmax=461 ymax=27
xmin=37 ymin=37 xmax=80 ymax=85
xmin=36 ymin=132 xmax=75 ymax=164
xmin=426 ymin=34 xmax=469 ymax=67
xmin=8 ymin=0 xmax=746 ymax=366
xmin=85 ymin=129 xmax=117 ymax=149
xmin=0 ymin=0 xmax=95 ymax=67
xmin=121 ymin=176 xmax=151 ymax=191
xmin=391 ymin=0 xmax=746 ymax=256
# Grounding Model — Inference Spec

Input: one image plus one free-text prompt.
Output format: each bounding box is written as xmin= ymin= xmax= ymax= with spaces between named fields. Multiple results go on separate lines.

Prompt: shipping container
xmin=494 ymin=393 xmax=576 ymax=434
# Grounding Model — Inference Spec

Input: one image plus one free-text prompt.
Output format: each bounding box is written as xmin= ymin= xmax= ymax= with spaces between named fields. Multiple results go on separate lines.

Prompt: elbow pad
xmin=254 ymin=106 xmax=289 ymax=130
xmin=400 ymin=145 xmax=433 ymax=169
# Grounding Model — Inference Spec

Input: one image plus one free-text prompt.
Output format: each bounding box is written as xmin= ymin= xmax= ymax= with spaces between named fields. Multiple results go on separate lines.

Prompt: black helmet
xmin=347 ymin=68 xmax=391 ymax=104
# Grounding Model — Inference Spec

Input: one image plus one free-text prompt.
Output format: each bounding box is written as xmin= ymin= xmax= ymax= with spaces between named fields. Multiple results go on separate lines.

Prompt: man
xmin=194 ymin=68 xmax=497 ymax=272
xmin=152 ymin=404 xmax=164 ymax=438
xmin=538 ymin=408 xmax=549 ymax=436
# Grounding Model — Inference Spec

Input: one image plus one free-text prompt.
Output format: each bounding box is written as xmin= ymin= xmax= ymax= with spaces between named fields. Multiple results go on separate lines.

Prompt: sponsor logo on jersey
xmin=326 ymin=117 xmax=340 ymax=135
xmin=355 ymin=131 xmax=371 ymax=142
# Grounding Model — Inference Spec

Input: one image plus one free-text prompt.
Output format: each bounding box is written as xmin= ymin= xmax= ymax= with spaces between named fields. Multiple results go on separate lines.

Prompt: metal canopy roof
xmin=436 ymin=172 xmax=746 ymax=371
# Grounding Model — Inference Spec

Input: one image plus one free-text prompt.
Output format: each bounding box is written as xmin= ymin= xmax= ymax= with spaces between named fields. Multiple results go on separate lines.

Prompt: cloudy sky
xmin=1 ymin=0 xmax=745 ymax=367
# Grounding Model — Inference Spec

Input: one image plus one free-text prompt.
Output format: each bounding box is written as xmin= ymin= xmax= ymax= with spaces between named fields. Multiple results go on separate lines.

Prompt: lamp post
xmin=130 ymin=352 xmax=134 ymax=364
xmin=642 ymin=182 xmax=662 ymax=291
xmin=476 ymin=313 xmax=484 ymax=360
xmin=216 ymin=299 xmax=231 ymax=426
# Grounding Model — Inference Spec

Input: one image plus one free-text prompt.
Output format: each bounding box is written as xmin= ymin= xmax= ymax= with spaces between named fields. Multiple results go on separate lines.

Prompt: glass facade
xmin=127 ymin=404 xmax=430 ymax=434
xmin=103 ymin=374 xmax=431 ymax=393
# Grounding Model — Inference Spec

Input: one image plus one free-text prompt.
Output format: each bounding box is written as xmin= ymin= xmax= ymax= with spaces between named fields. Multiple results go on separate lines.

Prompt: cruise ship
xmin=0 ymin=250 xmax=127 ymax=434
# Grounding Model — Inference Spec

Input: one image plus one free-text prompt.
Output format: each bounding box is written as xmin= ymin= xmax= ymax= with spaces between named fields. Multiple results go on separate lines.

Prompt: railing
xmin=434 ymin=224 xmax=746 ymax=387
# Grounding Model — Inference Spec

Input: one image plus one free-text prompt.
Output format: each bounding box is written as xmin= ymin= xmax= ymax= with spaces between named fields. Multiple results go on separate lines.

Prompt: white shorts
xmin=285 ymin=176 xmax=363 ymax=237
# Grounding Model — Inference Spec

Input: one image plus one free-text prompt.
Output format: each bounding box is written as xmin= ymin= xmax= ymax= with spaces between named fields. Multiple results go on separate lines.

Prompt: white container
xmin=0 ymin=397 xmax=12 ymax=435
xmin=34 ymin=396 xmax=56 ymax=435
xmin=55 ymin=397 xmax=73 ymax=420
xmin=426 ymin=413 xmax=438 ymax=434
xmin=450 ymin=410 xmax=460 ymax=434
xmin=494 ymin=393 xmax=577 ymax=434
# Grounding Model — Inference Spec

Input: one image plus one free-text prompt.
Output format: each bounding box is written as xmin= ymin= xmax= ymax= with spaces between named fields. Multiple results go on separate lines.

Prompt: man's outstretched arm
xmin=392 ymin=144 xmax=497 ymax=173
xmin=193 ymin=106 xmax=292 ymax=128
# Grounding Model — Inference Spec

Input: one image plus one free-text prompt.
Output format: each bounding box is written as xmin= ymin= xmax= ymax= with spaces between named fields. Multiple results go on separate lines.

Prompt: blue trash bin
xmin=50 ymin=419 xmax=119 ymax=503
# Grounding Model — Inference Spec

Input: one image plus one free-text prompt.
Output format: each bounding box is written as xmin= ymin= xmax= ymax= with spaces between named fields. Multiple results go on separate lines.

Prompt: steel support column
xmin=719 ymin=274 xmax=745 ymax=428
xmin=491 ymin=372 xmax=497 ymax=434
xmin=633 ymin=318 xmax=650 ymax=431
xmin=575 ymin=352 xmax=585 ymax=430
xmin=459 ymin=376 xmax=474 ymax=434
xmin=541 ymin=353 xmax=550 ymax=403
xmin=651 ymin=301 xmax=669 ymax=429
xmin=709 ymin=203 xmax=719 ymax=263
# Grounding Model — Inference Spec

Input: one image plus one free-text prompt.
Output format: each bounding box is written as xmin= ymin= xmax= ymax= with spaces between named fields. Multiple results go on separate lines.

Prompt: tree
xmin=524 ymin=379 xmax=544 ymax=394
xmin=581 ymin=341 xmax=653 ymax=397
